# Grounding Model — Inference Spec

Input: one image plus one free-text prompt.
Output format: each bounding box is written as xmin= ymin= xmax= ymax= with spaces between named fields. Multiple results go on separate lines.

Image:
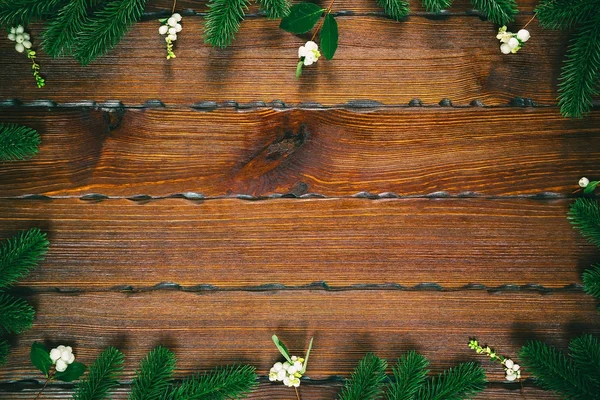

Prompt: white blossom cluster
xmin=49 ymin=345 xmax=75 ymax=372
xmin=7 ymin=25 xmax=32 ymax=53
xmin=159 ymin=13 xmax=183 ymax=42
xmin=269 ymin=356 xmax=305 ymax=387
xmin=497 ymin=26 xmax=530 ymax=54
xmin=503 ymin=358 xmax=521 ymax=381
xmin=298 ymin=41 xmax=321 ymax=66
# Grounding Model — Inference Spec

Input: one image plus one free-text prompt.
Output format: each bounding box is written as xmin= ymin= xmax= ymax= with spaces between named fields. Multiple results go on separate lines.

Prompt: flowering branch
xmin=7 ymin=25 xmax=44 ymax=88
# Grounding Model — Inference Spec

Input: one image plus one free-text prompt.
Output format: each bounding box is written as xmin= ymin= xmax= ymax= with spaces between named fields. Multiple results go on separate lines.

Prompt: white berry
xmin=517 ymin=29 xmax=530 ymax=42
xmin=504 ymin=359 xmax=514 ymax=368
xmin=168 ymin=27 xmax=176 ymax=35
xmin=508 ymin=37 xmax=519 ymax=49
xmin=167 ymin=33 xmax=177 ymax=41
xmin=172 ymin=13 xmax=182 ymax=22
xmin=23 ymin=40 xmax=32 ymax=49
xmin=15 ymin=25 xmax=24 ymax=34
xmin=55 ymin=359 xmax=68 ymax=372
xmin=175 ymin=23 xmax=182 ymax=32
xmin=500 ymin=43 xmax=511 ymax=54
xmin=159 ymin=25 xmax=168 ymax=35
xmin=14 ymin=43 xmax=25 ymax=53
xmin=579 ymin=177 xmax=590 ymax=187
xmin=167 ymin=17 xmax=177 ymax=27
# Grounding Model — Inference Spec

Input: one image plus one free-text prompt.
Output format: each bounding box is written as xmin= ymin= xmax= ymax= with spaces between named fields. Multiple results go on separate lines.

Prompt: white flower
xmin=284 ymin=374 xmax=301 ymax=387
xmin=496 ymin=26 xmax=513 ymax=43
xmin=15 ymin=34 xmax=24 ymax=43
xmin=159 ymin=25 xmax=168 ymax=35
xmin=293 ymin=360 xmax=303 ymax=371
xmin=517 ymin=29 xmax=530 ymax=42
xmin=506 ymin=371 xmax=517 ymax=381
xmin=7 ymin=33 xmax=15 ymax=41
xmin=15 ymin=43 xmax=25 ymax=53
xmin=579 ymin=177 xmax=590 ymax=187
xmin=504 ymin=359 xmax=514 ymax=369
xmin=15 ymin=25 xmax=24 ymax=34
xmin=172 ymin=13 xmax=182 ymax=22
xmin=508 ymin=37 xmax=519 ymax=50
xmin=287 ymin=365 xmax=297 ymax=374
xmin=168 ymin=17 xmax=177 ymax=27
xmin=500 ymin=43 xmax=511 ymax=54
xmin=298 ymin=41 xmax=321 ymax=66
xmin=503 ymin=358 xmax=521 ymax=381
xmin=167 ymin=33 xmax=177 ymax=41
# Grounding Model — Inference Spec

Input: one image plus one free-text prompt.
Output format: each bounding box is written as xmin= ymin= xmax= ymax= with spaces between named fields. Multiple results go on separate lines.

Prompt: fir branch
xmin=422 ymin=0 xmax=453 ymax=13
xmin=376 ymin=0 xmax=409 ymax=21
xmin=0 ymin=123 xmax=41 ymax=162
xmin=74 ymin=0 xmax=148 ymax=66
xmin=167 ymin=364 xmax=257 ymax=400
xmin=338 ymin=353 xmax=387 ymax=400
xmin=568 ymin=198 xmax=600 ymax=247
xmin=583 ymin=264 xmax=600 ymax=301
xmin=257 ymin=0 xmax=290 ymax=19
xmin=204 ymin=0 xmax=251 ymax=48
xmin=42 ymin=0 xmax=100 ymax=58
xmin=520 ymin=340 xmax=600 ymax=399
xmin=557 ymin=14 xmax=600 ymax=118
xmin=0 ymin=228 xmax=49 ymax=290
xmin=0 ymin=339 xmax=9 ymax=365
xmin=536 ymin=0 xmax=600 ymax=30
xmin=469 ymin=0 xmax=517 ymax=26
xmin=73 ymin=347 xmax=125 ymax=400
xmin=0 ymin=293 xmax=35 ymax=335
xmin=386 ymin=351 xmax=429 ymax=400
xmin=416 ymin=362 xmax=486 ymax=400
xmin=569 ymin=335 xmax=600 ymax=386
xmin=0 ymin=0 xmax=66 ymax=27
xmin=130 ymin=346 xmax=176 ymax=400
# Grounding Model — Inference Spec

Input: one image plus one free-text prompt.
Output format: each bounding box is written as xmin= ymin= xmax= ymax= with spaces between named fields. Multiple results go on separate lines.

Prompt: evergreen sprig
xmin=204 ymin=0 xmax=251 ymax=48
xmin=0 ymin=123 xmax=41 ymax=162
xmin=583 ymin=264 xmax=600 ymax=302
xmin=422 ymin=0 xmax=453 ymax=13
xmin=74 ymin=0 xmax=147 ymax=65
xmin=42 ymin=0 xmax=97 ymax=58
xmin=338 ymin=353 xmax=388 ymax=400
xmin=167 ymin=364 xmax=257 ymax=400
xmin=73 ymin=347 xmax=125 ymax=400
xmin=416 ymin=362 xmax=486 ymax=400
xmin=0 ymin=0 xmax=66 ymax=27
xmin=377 ymin=0 xmax=409 ymax=21
xmin=469 ymin=0 xmax=517 ymax=25
xmin=386 ymin=351 xmax=429 ymax=400
xmin=0 ymin=339 xmax=9 ymax=365
xmin=569 ymin=335 xmax=600 ymax=385
xmin=130 ymin=346 xmax=176 ymax=400
xmin=0 ymin=228 xmax=49 ymax=289
xmin=568 ymin=198 xmax=600 ymax=247
xmin=257 ymin=0 xmax=290 ymax=19
xmin=520 ymin=338 xmax=600 ymax=399
xmin=536 ymin=0 xmax=600 ymax=30
xmin=0 ymin=293 xmax=35 ymax=335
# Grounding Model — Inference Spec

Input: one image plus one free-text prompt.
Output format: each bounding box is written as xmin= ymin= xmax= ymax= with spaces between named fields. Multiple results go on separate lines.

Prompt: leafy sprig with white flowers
xmin=468 ymin=339 xmax=521 ymax=382
xmin=30 ymin=342 xmax=87 ymax=399
xmin=270 ymin=335 xmax=313 ymax=398
xmin=6 ymin=25 xmax=44 ymax=88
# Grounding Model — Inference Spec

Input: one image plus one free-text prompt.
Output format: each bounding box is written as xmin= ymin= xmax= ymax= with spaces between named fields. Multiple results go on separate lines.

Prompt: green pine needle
xmin=386 ymin=351 xmax=430 ymax=400
xmin=42 ymin=0 xmax=99 ymax=58
xmin=74 ymin=0 xmax=147 ymax=65
xmin=338 ymin=353 xmax=388 ymax=400
xmin=0 ymin=293 xmax=35 ymax=335
xmin=0 ymin=0 xmax=66 ymax=27
xmin=569 ymin=335 xmax=600 ymax=385
xmin=257 ymin=0 xmax=290 ymax=19
xmin=520 ymin=340 xmax=600 ymax=399
xmin=416 ymin=362 xmax=486 ymax=400
xmin=73 ymin=347 xmax=125 ymax=400
xmin=204 ymin=0 xmax=251 ymax=48
xmin=167 ymin=364 xmax=257 ymax=400
xmin=130 ymin=346 xmax=176 ymax=400
xmin=0 ymin=228 xmax=49 ymax=290
xmin=469 ymin=0 xmax=517 ymax=25
xmin=568 ymin=198 xmax=600 ymax=247
xmin=376 ymin=0 xmax=409 ymax=21
xmin=0 ymin=123 xmax=41 ymax=162
xmin=536 ymin=0 xmax=600 ymax=30
xmin=583 ymin=264 xmax=600 ymax=301
xmin=557 ymin=14 xmax=600 ymax=118
xmin=0 ymin=339 xmax=9 ymax=365
xmin=422 ymin=0 xmax=453 ymax=13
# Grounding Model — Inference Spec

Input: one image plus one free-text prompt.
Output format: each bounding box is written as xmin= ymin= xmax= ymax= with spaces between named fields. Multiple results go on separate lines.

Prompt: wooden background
xmin=1 ymin=0 xmax=599 ymax=398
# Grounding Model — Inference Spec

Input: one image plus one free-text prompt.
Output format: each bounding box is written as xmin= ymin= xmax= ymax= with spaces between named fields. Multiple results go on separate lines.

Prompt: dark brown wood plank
xmin=0 ymin=17 xmax=562 ymax=105
xmin=0 ymin=198 xmax=594 ymax=289
xmin=0 ymin=291 xmax=598 ymax=382
xmin=0 ymin=383 xmax=558 ymax=399
xmin=1 ymin=108 xmax=598 ymax=197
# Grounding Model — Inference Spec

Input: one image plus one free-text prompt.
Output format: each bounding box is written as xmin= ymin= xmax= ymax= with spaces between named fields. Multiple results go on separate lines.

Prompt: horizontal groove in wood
xmin=0 ymin=18 xmax=562 ymax=105
xmin=0 ymin=198 xmax=595 ymax=289
xmin=0 ymin=382 xmax=557 ymax=399
xmin=0 ymin=290 xmax=598 ymax=383
xmin=1 ymin=108 xmax=598 ymax=197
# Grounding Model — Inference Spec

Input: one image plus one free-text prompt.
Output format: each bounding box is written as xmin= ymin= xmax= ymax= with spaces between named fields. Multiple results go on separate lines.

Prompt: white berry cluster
xmin=158 ymin=13 xmax=182 ymax=59
xmin=497 ymin=26 xmax=530 ymax=54
xmin=49 ymin=345 xmax=75 ymax=372
xmin=503 ymin=358 xmax=521 ymax=381
xmin=269 ymin=356 xmax=305 ymax=387
xmin=7 ymin=25 xmax=32 ymax=53
xmin=298 ymin=41 xmax=321 ymax=66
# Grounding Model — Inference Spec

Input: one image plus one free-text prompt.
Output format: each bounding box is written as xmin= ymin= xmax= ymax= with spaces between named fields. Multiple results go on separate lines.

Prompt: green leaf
xmin=55 ymin=361 xmax=87 ymax=382
xmin=30 ymin=342 xmax=52 ymax=377
xmin=320 ymin=13 xmax=338 ymax=60
xmin=271 ymin=335 xmax=293 ymax=363
xmin=158 ymin=17 xmax=167 ymax=23
xmin=296 ymin=59 xmax=304 ymax=79
xmin=585 ymin=181 xmax=600 ymax=194
xmin=301 ymin=337 xmax=314 ymax=373
xmin=279 ymin=2 xmax=323 ymax=34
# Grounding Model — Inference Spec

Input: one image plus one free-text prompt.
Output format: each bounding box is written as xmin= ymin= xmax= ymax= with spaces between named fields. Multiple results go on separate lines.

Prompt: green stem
xmin=310 ymin=0 xmax=336 ymax=42
xmin=26 ymin=48 xmax=45 ymax=88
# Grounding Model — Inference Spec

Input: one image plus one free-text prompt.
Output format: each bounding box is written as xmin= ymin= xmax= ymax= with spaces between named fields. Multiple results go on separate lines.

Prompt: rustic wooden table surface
xmin=1 ymin=0 xmax=599 ymax=398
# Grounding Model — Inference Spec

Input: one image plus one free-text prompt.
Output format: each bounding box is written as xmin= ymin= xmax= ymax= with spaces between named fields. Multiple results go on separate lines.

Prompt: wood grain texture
xmin=1 ymin=108 xmax=598 ymax=197
xmin=0 ymin=383 xmax=559 ymax=399
xmin=0 ymin=17 xmax=563 ymax=106
xmin=0 ymin=290 xmax=598 ymax=382
xmin=0 ymin=198 xmax=594 ymax=289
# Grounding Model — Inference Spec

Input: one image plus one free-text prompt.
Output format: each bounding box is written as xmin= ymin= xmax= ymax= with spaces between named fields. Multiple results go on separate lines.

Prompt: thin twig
xmin=522 ymin=12 xmax=536 ymax=30
xmin=295 ymin=386 xmax=301 ymax=400
xmin=520 ymin=379 xmax=527 ymax=400
xmin=171 ymin=0 xmax=177 ymax=14
xmin=34 ymin=377 xmax=51 ymax=400
xmin=310 ymin=0 xmax=336 ymax=42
